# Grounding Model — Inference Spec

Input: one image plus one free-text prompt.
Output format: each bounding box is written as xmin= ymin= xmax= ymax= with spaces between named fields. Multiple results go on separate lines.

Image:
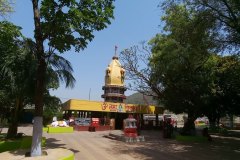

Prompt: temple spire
xmin=115 ymin=45 xmax=118 ymax=57
xmin=102 ymin=47 xmax=126 ymax=103
xmin=113 ymin=45 xmax=118 ymax=60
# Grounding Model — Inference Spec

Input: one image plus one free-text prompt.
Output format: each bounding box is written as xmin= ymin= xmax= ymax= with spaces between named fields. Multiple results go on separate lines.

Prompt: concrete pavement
xmin=1 ymin=125 xmax=240 ymax=160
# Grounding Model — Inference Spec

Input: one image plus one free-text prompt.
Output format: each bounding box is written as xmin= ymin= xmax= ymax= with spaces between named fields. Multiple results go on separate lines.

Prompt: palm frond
xmin=55 ymin=69 xmax=76 ymax=88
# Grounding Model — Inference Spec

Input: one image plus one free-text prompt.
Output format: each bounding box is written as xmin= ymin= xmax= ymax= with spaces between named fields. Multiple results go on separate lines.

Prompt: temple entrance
xmin=113 ymin=113 xmax=128 ymax=129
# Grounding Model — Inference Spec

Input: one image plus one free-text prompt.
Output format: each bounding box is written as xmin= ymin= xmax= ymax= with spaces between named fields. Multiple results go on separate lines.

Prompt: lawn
xmin=176 ymin=135 xmax=208 ymax=142
xmin=0 ymin=135 xmax=46 ymax=153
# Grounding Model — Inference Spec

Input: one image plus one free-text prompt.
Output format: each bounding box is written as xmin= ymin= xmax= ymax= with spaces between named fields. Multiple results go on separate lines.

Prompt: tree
xmin=200 ymin=54 xmax=240 ymax=127
xmin=0 ymin=38 xmax=76 ymax=138
xmin=0 ymin=0 xmax=14 ymax=17
xmin=30 ymin=0 xmax=115 ymax=156
xmin=187 ymin=0 xmax=240 ymax=53
xmin=43 ymin=94 xmax=62 ymax=126
xmin=0 ymin=21 xmax=28 ymax=138
xmin=150 ymin=3 xmax=217 ymax=134
xmin=120 ymin=4 xmax=217 ymax=134
xmin=120 ymin=44 xmax=163 ymax=98
xmin=218 ymin=55 xmax=240 ymax=116
xmin=0 ymin=21 xmax=76 ymax=138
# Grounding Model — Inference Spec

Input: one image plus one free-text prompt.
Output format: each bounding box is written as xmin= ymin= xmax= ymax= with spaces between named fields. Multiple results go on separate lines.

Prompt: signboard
xmin=75 ymin=118 xmax=91 ymax=126
xmin=63 ymin=99 xmax=160 ymax=114
xmin=101 ymin=102 xmax=125 ymax=112
xmin=101 ymin=103 xmax=154 ymax=113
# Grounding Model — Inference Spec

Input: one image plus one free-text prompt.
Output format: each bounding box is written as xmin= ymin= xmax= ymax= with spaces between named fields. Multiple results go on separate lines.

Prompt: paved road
xmin=2 ymin=126 xmax=240 ymax=160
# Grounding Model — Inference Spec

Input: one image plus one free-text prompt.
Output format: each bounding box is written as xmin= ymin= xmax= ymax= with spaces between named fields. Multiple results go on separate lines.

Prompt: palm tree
xmin=0 ymin=22 xmax=75 ymax=138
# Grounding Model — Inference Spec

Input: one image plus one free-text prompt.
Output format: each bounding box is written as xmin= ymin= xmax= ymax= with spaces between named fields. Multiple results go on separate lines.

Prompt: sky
xmin=9 ymin=0 xmax=163 ymax=102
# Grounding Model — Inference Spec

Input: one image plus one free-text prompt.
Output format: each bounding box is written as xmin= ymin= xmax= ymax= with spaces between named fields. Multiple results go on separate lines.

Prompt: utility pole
xmin=89 ymin=88 xmax=91 ymax=101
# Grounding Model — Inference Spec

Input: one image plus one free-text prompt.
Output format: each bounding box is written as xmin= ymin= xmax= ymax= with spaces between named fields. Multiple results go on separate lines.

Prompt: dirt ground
xmin=1 ymin=126 xmax=240 ymax=160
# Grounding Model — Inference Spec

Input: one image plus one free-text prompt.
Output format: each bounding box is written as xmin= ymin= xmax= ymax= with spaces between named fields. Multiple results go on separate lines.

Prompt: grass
xmin=176 ymin=135 xmax=208 ymax=143
xmin=0 ymin=136 xmax=46 ymax=153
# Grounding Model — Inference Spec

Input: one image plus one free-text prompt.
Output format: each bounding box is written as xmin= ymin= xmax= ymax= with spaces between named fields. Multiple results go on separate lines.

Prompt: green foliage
xmin=209 ymin=126 xmax=228 ymax=135
xmin=0 ymin=21 xmax=34 ymax=125
xmin=43 ymin=95 xmax=62 ymax=125
xmin=0 ymin=21 xmax=75 ymax=136
xmin=30 ymin=0 xmax=115 ymax=155
xmin=151 ymin=1 xmax=240 ymax=127
xmin=215 ymin=55 xmax=240 ymax=114
xmin=47 ymin=54 xmax=76 ymax=89
xmin=0 ymin=21 xmax=22 ymax=62
xmin=187 ymin=0 xmax=240 ymax=53
xmin=40 ymin=0 xmax=115 ymax=53
xmin=150 ymin=4 xmax=216 ymax=117
xmin=120 ymin=1 xmax=240 ymax=132
xmin=0 ymin=0 xmax=14 ymax=17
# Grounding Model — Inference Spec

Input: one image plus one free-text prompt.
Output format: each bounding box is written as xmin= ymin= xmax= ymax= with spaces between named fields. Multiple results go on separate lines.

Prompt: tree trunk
xmin=31 ymin=117 xmax=43 ymax=156
xmin=182 ymin=112 xmax=196 ymax=135
xmin=155 ymin=114 xmax=159 ymax=127
xmin=229 ymin=114 xmax=234 ymax=129
xmin=209 ymin=120 xmax=216 ymax=128
xmin=7 ymin=98 xmax=22 ymax=138
xmin=31 ymin=0 xmax=46 ymax=157
xmin=7 ymin=122 xmax=18 ymax=138
xmin=208 ymin=116 xmax=216 ymax=128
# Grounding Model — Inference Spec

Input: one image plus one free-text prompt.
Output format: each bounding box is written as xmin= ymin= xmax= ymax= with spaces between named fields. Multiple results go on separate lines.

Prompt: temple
xmin=62 ymin=47 xmax=163 ymax=131
xmin=101 ymin=46 xmax=126 ymax=103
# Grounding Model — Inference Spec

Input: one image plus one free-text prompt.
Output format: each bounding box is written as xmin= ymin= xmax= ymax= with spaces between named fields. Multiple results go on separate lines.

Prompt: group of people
xmin=51 ymin=120 xmax=68 ymax=127
xmin=51 ymin=116 xmax=74 ymax=127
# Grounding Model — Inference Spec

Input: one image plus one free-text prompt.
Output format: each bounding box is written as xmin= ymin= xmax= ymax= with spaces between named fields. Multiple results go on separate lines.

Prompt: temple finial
xmin=112 ymin=45 xmax=118 ymax=60
xmin=114 ymin=45 xmax=118 ymax=57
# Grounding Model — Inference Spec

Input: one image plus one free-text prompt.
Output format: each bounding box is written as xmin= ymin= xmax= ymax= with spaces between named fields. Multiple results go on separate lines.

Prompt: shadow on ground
xmin=46 ymin=138 xmax=80 ymax=154
xmin=107 ymin=130 xmax=240 ymax=160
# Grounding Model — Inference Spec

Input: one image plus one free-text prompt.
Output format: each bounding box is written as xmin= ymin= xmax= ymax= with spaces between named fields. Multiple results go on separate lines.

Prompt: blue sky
xmin=9 ymin=0 xmax=162 ymax=102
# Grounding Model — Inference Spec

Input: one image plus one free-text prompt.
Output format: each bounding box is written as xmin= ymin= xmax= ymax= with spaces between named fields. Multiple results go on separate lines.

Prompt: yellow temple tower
xmin=101 ymin=47 xmax=127 ymax=103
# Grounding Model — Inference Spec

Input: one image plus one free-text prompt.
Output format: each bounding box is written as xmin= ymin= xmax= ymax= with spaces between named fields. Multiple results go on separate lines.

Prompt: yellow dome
xmin=105 ymin=56 xmax=125 ymax=86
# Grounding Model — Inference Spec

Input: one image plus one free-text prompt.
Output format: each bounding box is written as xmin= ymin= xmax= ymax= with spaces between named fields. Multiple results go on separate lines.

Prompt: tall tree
xmin=187 ymin=0 xmax=240 ymax=53
xmin=0 ymin=21 xmax=27 ymax=137
xmin=201 ymin=54 xmax=240 ymax=127
xmin=219 ymin=55 xmax=240 ymax=115
xmin=0 ymin=0 xmax=14 ymax=17
xmin=30 ymin=0 xmax=114 ymax=156
xmin=120 ymin=44 xmax=163 ymax=98
xmin=120 ymin=4 xmax=216 ymax=133
xmin=149 ymin=3 xmax=216 ymax=134
xmin=0 ymin=21 xmax=76 ymax=138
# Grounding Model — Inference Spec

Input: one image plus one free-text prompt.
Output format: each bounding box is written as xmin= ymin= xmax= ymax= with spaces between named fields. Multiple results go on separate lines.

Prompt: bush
xmin=209 ymin=126 xmax=228 ymax=134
